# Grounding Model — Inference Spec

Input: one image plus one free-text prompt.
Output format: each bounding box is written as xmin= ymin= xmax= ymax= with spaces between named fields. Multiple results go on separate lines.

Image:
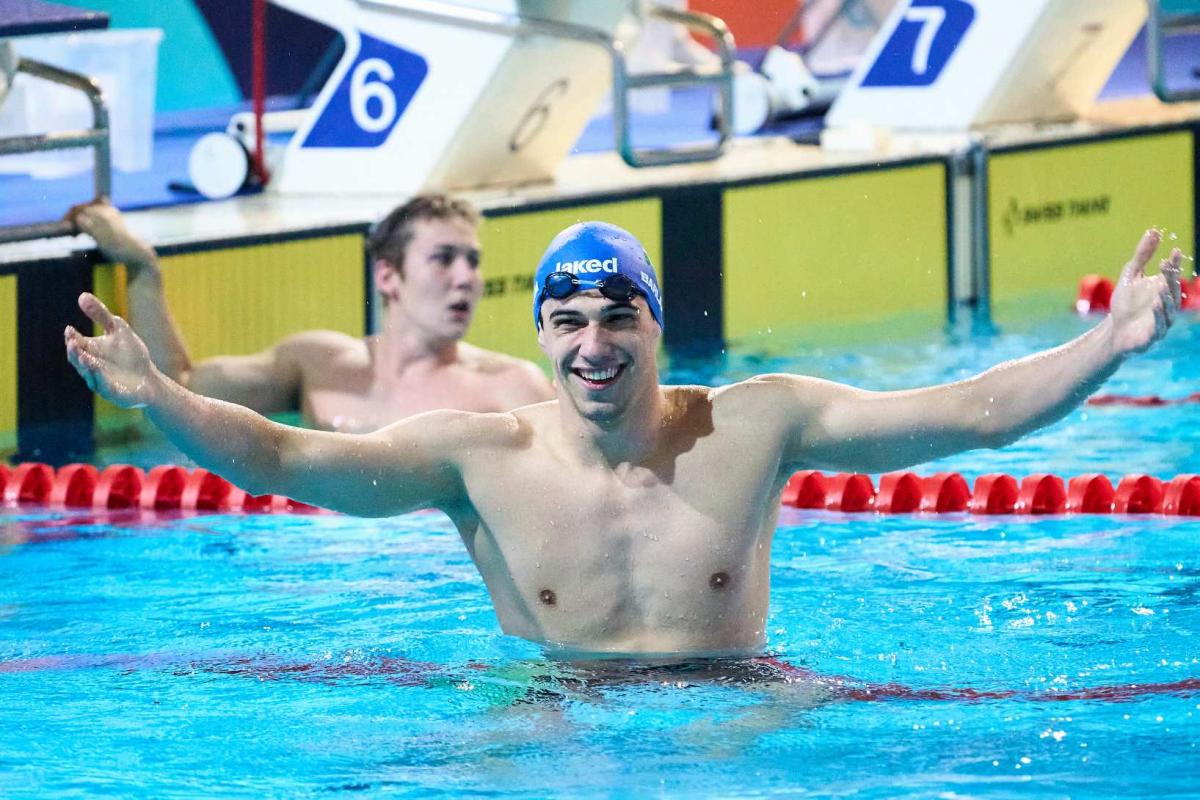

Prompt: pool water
xmin=1 ymin=315 xmax=1197 ymax=798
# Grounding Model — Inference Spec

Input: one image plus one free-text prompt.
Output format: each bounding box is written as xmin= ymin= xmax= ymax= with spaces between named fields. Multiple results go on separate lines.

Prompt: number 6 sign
xmin=263 ymin=0 xmax=630 ymax=196
xmin=303 ymin=33 xmax=427 ymax=148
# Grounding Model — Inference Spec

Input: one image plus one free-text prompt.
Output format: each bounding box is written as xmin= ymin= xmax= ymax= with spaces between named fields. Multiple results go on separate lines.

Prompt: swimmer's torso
xmin=446 ymin=385 xmax=791 ymax=655
xmin=293 ymin=333 xmax=545 ymax=431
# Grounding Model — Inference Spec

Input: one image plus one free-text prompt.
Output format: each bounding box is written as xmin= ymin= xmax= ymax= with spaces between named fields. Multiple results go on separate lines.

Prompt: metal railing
xmin=0 ymin=53 xmax=111 ymax=245
xmin=1146 ymin=0 xmax=1200 ymax=102
xmin=360 ymin=0 xmax=736 ymax=168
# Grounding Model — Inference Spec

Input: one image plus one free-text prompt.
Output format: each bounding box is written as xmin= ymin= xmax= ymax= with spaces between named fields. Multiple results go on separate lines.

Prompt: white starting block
xmin=826 ymin=0 xmax=1146 ymax=131
xmin=230 ymin=0 xmax=735 ymax=197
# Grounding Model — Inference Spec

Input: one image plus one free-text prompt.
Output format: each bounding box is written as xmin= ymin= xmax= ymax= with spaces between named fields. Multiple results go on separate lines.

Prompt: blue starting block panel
xmin=0 ymin=0 xmax=108 ymax=38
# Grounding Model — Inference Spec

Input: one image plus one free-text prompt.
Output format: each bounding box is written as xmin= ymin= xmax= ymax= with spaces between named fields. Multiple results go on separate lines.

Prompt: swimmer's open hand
xmin=1108 ymin=229 xmax=1183 ymax=356
xmin=65 ymin=293 xmax=160 ymax=408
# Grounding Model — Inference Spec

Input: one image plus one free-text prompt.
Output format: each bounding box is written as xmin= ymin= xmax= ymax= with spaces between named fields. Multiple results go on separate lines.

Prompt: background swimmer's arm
xmin=68 ymin=200 xmax=193 ymax=384
xmin=768 ymin=231 xmax=1183 ymax=474
xmin=69 ymin=200 xmax=304 ymax=415
xmin=65 ymin=293 xmax=466 ymax=517
xmin=184 ymin=342 xmax=307 ymax=415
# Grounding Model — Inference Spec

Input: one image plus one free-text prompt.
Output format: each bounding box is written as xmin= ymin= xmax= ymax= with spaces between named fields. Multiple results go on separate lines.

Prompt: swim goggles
xmin=539 ymin=271 xmax=642 ymax=304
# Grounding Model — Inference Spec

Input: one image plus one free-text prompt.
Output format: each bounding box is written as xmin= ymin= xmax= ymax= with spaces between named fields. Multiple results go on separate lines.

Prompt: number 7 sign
xmin=827 ymin=0 xmax=1144 ymax=131
xmin=861 ymin=0 xmax=975 ymax=87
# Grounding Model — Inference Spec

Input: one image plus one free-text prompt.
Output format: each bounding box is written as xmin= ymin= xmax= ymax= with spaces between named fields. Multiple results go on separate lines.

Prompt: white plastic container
xmin=0 ymin=28 xmax=162 ymax=177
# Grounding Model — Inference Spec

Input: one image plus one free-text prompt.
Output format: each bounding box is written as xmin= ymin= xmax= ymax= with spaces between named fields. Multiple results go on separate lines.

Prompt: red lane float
xmin=92 ymin=465 xmax=144 ymax=510
xmin=141 ymin=465 xmax=189 ymax=510
xmin=877 ymin=472 xmax=922 ymax=513
xmin=970 ymin=474 xmax=1019 ymax=515
xmin=1114 ymin=475 xmax=1165 ymax=514
xmin=826 ymin=473 xmax=875 ymax=512
xmin=1067 ymin=474 xmax=1115 ymax=514
xmin=50 ymin=464 xmax=98 ymax=508
xmin=181 ymin=469 xmax=238 ymax=511
xmin=921 ymin=473 xmax=970 ymax=513
xmin=1017 ymin=475 xmax=1067 ymax=514
xmin=4 ymin=463 xmax=1200 ymax=516
xmin=781 ymin=471 xmax=827 ymax=509
xmin=1075 ymin=275 xmax=1114 ymax=314
xmin=4 ymin=463 xmax=54 ymax=506
xmin=1163 ymin=475 xmax=1200 ymax=516
xmin=1183 ymin=276 xmax=1200 ymax=311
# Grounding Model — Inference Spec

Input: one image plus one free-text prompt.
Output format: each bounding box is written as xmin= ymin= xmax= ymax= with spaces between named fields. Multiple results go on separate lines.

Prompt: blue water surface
xmin=1 ymin=315 xmax=1197 ymax=798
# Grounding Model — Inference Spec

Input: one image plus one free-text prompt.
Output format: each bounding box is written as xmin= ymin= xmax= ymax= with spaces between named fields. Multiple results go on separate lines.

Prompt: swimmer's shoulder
xmin=706 ymin=374 xmax=836 ymax=424
xmin=457 ymin=341 xmax=543 ymax=376
xmin=370 ymin=407 xmax=540 ymax=462
xmin=272 ymin=329 xmax=366 ymax=364
xmin=457 ymin=342 xmax=554 ymax=401
xmin=394 ymin=402 xmax=554 ymax=448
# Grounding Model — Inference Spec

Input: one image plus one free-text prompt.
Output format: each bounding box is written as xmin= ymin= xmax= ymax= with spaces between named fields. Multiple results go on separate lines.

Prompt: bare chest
xmin=457 ymin=441 xmax=784 ymax=651
xmin=299 ymin=358 xmax=514 ymax=431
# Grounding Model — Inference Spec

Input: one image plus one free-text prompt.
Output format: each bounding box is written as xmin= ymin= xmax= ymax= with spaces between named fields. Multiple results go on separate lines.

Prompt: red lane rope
xmin=1 ymin=464 xmax=1197 ymax=516
xmin=1088 ymin=392 xmax=1200 ymax=407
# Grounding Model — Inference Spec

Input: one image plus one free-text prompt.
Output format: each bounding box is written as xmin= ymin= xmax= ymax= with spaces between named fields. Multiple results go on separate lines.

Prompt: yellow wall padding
xmin=989 ymin=131 xmax=1194 ymax=323
xmin=723 ymin=164 xmax=948 ymax=341
xmin=159 ymin=235 xmax=366 ymax=360
xmin=91 ymin=234 xmax=365 ymax=431
xmin=0 ymin=275 xmax=16 ymax=446
xmin=472 ymin=198 xmax=663 ymax=363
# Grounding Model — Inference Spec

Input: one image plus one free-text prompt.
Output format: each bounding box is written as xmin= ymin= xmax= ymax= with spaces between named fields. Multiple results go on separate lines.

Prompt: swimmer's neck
xmin=556 ymin=381 xmax=668 ymax=466
xmin=374 ymin=311 xmax=462 ymax=372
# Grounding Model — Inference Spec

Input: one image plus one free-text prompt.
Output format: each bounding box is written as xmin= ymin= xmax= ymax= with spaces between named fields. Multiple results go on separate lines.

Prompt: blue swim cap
xmin=532 ymin=221 xmax=664 ymax=330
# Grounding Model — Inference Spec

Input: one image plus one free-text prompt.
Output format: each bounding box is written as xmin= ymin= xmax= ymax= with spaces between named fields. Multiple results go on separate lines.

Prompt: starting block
xmin=826 ymin=0 xmax=1147 ymax=131
xmin=247 ymin=0 xmax=735 ymax=196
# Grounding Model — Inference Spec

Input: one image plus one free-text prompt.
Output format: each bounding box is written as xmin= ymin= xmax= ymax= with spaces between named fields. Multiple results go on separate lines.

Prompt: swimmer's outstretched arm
xmin=768 ymin=230 xmax=1183 ymax=474
xmin=67 ymin=201 xmax=302 ymax=415
xmin=65 ymin=293 xmax=468 ymax=517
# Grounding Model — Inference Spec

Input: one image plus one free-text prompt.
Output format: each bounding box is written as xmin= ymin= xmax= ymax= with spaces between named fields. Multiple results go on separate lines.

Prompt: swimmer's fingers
xmin=77 ymin=292 xmax=122 ymax=336
xmin=1155 ymin=298 xmax=1169 ymax=340
xmin=62 ymin=203 xmax=86 ymax=234
xmin=64 ymin=326 xmax=101 ymax=392
xmin=1120 ymin=229 xmax=1163 ymax=283
xmin=1162 ymin=249 xmax=1183 ymax=313
xmin=62 ymin=198 xmax=111 ymax=234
